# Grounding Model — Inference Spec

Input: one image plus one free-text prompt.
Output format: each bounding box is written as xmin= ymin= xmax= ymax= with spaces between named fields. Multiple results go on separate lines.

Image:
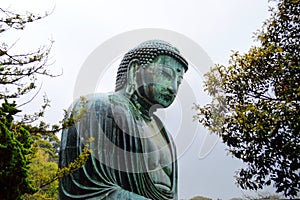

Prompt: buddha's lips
xmin=160 ymin=92 xmax=175 ymax=102
xmin=152 ymin=87 xmax=174 ymax=98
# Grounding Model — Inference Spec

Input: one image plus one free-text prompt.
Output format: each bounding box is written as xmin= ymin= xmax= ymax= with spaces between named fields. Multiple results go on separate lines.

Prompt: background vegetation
xmin=195 ymin=0 xmax=299 ymax=198
xmin=0 ymin=8 xmax=89 ymax=200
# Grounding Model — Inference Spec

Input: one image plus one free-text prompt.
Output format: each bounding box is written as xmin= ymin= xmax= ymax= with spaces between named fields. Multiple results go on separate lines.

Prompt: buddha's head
xmin=115 ymin=40 xmax=188 ymax=108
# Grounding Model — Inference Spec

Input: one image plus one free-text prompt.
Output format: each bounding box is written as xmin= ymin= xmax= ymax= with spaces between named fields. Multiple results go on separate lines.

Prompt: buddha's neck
xmin=130 ymin=92 xmax=154 ymax=122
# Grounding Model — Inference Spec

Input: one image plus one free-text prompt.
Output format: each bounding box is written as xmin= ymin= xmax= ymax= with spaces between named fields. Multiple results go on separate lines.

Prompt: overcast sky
xmin=2 ymin=0 xmax=275 ymax=199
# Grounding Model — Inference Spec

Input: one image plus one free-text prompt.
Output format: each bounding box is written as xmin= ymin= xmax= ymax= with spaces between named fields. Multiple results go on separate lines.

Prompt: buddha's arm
xmin=107 ymin=188 xmax=150 ymax=200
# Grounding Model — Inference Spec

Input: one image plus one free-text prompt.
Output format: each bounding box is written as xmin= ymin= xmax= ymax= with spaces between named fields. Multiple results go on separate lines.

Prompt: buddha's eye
xmin=161 ymin=69 xmax=172 ymax=79
xmin=177 ymin=68 xmax=182 ymax=73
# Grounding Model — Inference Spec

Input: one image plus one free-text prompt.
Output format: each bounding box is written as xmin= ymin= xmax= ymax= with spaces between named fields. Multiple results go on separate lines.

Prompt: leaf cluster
xmin=195 ymin=0 xmax=299 ymax=197
xmin=0 ymin=101 xmax=37 ymax=200
xmin=0 ymin=7 xmax=91 ymax=199
xmin=0 ymin=8 xmax=58 ymax=101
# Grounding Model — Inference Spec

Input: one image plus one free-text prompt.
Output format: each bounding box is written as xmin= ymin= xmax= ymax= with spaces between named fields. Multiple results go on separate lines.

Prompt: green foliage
xmin=0 ymin=8 xmax=46 ymax=32
xmin=0 ymin=101 xmax=37 ymax=200
xmin=21 ymin=121 xmax=91 ymax=200
xmin=56 ymin=141 xmax=91 ymax=179
xmin=195 ymin=0 xmax=299 ymax=197
xmin=190 ymin=195 xmax=212 ymax=200
xmin=21 ymin=124 xmax=60 ymax=200
xmin=0 ymin=7 xmax=91 ymax=199
xmin=23 ymin=148 xmax=59 ymax=200
xmin=243 ymin=192 xmax=282 ymax=200
xmin=0 ymin=8 xmax=56 ymax=101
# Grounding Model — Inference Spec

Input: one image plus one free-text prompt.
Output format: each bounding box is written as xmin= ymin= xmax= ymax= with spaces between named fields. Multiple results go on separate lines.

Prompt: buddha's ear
xmin=125 ymin=59 xmax=140 ymax=95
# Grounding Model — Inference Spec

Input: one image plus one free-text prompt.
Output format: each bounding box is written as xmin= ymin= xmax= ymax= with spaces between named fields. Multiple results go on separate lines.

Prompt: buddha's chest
xmin=140 ymin=120 xmax=174 ymax=187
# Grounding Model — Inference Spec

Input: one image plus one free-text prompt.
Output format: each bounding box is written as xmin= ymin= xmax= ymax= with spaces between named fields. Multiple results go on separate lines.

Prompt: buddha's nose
xmin=167 ymin=81 xmax=178 ymax=94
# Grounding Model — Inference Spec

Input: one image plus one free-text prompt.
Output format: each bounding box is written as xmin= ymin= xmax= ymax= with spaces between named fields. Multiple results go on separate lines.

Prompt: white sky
xmin=2 ymin=0 xmax=274 ymax=199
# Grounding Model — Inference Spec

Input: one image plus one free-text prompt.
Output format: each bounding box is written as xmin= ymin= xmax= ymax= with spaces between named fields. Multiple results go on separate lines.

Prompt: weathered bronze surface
xmin=59 ymin=40 xmax=188 ymax=199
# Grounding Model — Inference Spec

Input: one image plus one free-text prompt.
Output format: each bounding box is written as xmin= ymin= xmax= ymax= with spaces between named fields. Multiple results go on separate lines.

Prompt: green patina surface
xmin=59 ymin=40 xmax=188 ymax=200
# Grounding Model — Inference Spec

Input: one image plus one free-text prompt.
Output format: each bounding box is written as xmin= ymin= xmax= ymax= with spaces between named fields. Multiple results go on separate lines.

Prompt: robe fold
xmin=59 ymin=93 xmax=178 ymax=199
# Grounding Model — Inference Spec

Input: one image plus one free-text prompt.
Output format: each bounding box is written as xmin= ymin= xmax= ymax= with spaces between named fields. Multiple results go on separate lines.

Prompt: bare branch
xmin=17 ymin=83 xmax=42 ymax=108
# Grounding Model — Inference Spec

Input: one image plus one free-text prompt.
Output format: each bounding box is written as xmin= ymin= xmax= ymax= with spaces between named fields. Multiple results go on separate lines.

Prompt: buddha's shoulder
xmin=71 ymin=92 xmax=131 ymax=111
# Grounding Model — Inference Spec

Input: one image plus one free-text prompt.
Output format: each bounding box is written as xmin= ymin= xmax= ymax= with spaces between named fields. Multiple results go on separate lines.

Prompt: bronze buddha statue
xmin=59 ymin=40 xmax=188 ymax=199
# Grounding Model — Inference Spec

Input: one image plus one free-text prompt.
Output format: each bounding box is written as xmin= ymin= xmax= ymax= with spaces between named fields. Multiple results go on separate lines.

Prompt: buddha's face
xmin=136 ymin=55 xmax=186 ymax=108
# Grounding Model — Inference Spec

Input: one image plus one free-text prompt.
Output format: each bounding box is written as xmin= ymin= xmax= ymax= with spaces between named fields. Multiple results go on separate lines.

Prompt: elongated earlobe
xmin=125 ymin=59 xmax=139 ymax=96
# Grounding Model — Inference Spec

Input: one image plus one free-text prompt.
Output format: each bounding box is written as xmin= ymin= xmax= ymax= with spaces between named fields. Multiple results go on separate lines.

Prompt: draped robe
xmin=59 ymin=93 xmax=178 ymax=199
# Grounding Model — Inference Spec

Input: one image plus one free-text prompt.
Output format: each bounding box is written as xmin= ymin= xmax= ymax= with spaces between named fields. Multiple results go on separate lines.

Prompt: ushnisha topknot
xmin=115 ymin=40 xmax=188 ymax=91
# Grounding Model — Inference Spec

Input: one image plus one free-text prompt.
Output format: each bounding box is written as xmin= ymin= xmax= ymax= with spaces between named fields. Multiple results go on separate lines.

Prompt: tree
xmin=0 ymin=7 xmax=90 ymax=199
xmin=0 ymin=7 xmax=54 ymax=199
xmin=22 ymin=127 xmax=60 ymax=200
xmin=194 ymin=0 xmax=299 ymax=197
xmin=0 ymin=8 xmax=55 ymax=101
xmin=22 ymin=120 xmax=91 ymax=200
xmin=0 ymin=101 xmax=36 ymax=199
xmin=190 ymin=195 xmax=212 ymax=200
xmin=243 ymin=192 xmax=282 ymax=200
